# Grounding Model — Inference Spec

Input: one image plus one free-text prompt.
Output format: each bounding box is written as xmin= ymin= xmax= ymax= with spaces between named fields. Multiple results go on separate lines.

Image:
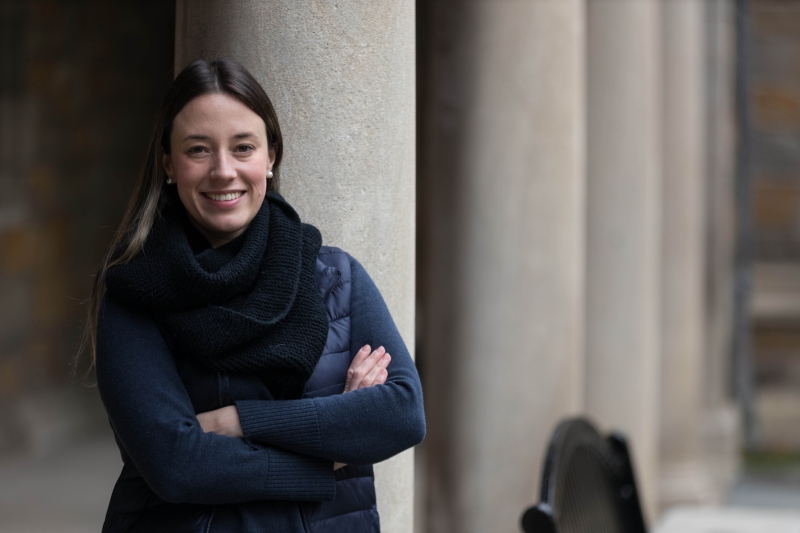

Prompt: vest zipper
xmin=205 ymin=505 xmax=216 ymax=533
xmin=299 ymin=503 xmax=312 ymax=533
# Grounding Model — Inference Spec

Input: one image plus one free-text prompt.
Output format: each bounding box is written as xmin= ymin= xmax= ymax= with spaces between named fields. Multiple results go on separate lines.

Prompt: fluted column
xmin=586 ymin=0 xmax=663 ymax=521
xmin=419 ymin=1 xmax=586 ymax=532
xmin=659 ymin=0 xmax=712 ymax=510
xmin=174 ymin=2 xmax=416 ymax=532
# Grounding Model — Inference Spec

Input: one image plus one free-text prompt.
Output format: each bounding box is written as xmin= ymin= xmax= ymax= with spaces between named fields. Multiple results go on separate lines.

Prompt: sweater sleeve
xmin=235 ymin=256 xmax=426 ymax=465
xmin=95 ymin=296 xmax=335 ymax=505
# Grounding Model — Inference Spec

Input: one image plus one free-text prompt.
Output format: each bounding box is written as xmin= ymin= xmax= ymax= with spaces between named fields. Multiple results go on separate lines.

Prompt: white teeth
xmin=207 ymin=192 xmax=243 ymax=202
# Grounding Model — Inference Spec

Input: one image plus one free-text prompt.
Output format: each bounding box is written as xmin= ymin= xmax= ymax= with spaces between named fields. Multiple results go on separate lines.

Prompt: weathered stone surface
xmin=418 ymin=1 xmax=586 ymax=531
xmin=586 ymin=0 xmax=662 ymax=522
xmin=175 ymin=2 xmax=416 ymax=531
xmin=659 ymin=0 xmax=713 ymax=510
xmin=704 ymin=0 xmax=742 ymax=506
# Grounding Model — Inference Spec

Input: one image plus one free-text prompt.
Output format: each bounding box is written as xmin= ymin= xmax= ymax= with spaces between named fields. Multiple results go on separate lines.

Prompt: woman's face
xmin=163 ymin=93 xmax=274 ymax=248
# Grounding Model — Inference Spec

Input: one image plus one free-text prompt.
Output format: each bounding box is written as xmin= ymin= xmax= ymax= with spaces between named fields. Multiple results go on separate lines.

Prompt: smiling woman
xmin=163 ymin=93 xmax=273 ymax=247
xmin=81 ymin=59 xmax=425 ymax=533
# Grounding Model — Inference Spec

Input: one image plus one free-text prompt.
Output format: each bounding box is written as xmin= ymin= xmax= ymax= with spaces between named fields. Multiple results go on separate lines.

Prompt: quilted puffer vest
xmin=304 ymin=246 xmax=380 ymax=532
xmin=102 ymin=246 xmax=378 ymax=533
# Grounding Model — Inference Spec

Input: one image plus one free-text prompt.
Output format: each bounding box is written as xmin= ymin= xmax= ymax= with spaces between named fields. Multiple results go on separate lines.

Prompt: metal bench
xmin=521 ymin=418 xmax=648 ymax=533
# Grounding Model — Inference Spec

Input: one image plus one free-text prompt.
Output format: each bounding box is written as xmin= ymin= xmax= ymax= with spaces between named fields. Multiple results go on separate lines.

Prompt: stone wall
xmin=748 ymin=0 xmax=800 ymax=452
xmin=751 ymin=0 xmax=800 ymax=260
xmin=0 ymin=0 xmax=174 ymax=450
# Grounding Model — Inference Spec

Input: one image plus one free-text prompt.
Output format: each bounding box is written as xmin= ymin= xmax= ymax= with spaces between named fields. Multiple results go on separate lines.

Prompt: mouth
xmin=202 ymin=191 xmax=245 ymax=202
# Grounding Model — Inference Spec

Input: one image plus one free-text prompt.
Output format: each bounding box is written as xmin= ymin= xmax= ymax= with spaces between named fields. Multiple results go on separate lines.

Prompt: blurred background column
xmin=418 ymin=1 xmax=586 ymax=532
xmin=174 ymin=2 xmax=416 ymax=532
xmin=703 ymin=0 xmax=742 ymax=504
xmin=658 ymin=0 xmax=715 ymax=510
xmin=585 ymin=0 xmax=663 ymax=521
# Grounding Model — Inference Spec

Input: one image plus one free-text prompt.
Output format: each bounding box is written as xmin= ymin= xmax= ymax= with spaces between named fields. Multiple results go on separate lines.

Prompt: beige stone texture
xmin=704 ymin=0 xmax=737 ymax=410
xmin=703 ymin=0 xmax=741 ymax=500
xmin=419 ymin=1 xmax=586 ymax=531
xmin=174 ymin=2 xmax=416 ymax=532
xmin=586 ymin=0 xmax=663 ymax=522
xmin=658 ymin=0 xmax=714 ymax=510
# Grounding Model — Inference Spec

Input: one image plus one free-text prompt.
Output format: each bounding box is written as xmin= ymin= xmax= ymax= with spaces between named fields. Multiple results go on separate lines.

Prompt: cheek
xmin=244 ymin=157 xmax=269 ymax=194
xmin=172 ymin=156 xmax=204 ymax=185
xmin=171 ymin=157 xmax=204 ymax=208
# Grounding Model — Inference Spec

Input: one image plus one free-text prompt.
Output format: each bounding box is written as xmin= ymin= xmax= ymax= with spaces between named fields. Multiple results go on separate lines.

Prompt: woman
xmin=86 ymin=58 xmax=425 ymax=533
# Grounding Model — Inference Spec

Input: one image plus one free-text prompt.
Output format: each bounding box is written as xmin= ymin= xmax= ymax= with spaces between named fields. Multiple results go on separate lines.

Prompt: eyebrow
xmin=182 ymin=132 xmax=258 ymax=142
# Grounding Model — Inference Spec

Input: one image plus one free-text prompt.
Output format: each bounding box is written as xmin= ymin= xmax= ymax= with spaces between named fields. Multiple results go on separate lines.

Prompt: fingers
xmin=350 ymin=344 xmax=373 ymax=370
xmin=361 ymin=351 xmax=391 ymax=388
xmin=344 ymin=345 xmax=371 ymax=392
xmin=347 ymin=345 xmax=385 ymax=391
xmin=344 ymin=345 xmax=391 ymax=392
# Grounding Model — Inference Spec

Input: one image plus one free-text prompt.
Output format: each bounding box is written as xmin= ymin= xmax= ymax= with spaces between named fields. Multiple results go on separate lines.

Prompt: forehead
xmin=172 ymin=93 xmax=266 ymax=137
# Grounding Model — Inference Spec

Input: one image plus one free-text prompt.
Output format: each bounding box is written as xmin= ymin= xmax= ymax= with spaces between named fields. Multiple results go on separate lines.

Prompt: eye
xmin=235 ymin=144 xmax=255 ymax=154
xmin=186 ymin=145 xmax=209 ymax=155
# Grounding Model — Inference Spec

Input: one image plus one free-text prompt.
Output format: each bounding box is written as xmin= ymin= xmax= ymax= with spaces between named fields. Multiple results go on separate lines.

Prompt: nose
xmin=210 ymin=150 xmax=237 ymax=180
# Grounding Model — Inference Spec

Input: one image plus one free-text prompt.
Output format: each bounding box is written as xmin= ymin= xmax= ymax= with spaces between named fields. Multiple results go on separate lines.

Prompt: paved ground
xmin=655 ymin=506 xmax=800 ymax=533
xmin=3 ymin=431 xmax=800 ymax=532
xmin=729 ymin=465 xmax=800 ymax=509
xmin=0 ymin=430 xmax=120 ymax=533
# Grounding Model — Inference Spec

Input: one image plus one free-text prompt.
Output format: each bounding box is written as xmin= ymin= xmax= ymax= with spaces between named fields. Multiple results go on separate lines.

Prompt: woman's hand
xmin=344 ymin=345 xmax=391 ymax=392
xmin=197 ymin=345 xmax=389 ymax=469
xmin=197 ymin=406 xmax=348 ymax=471
xmin=336 ymin=345 xmax=391 ymax=471
xmin=197 ymin=405 xmax=243 ymax=438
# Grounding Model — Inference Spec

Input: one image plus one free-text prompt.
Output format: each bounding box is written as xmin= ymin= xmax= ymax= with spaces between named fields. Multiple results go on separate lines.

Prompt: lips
xmin=203 ymin=191 xmax=244 ymax=202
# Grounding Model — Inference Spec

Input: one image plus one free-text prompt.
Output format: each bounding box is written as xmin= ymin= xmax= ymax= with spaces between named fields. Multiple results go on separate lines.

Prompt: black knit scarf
xmin=105 ymin=192 xmax=329 ymax=397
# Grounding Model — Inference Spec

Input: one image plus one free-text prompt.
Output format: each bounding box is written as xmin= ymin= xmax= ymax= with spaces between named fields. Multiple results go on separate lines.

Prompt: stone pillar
xmin=174 ymin=3 xmax=416 ymax=532
xmin=658 ymin=0 xmax=713 ymax=510
xmin=703 ymin=0 xmax=741 ymax=500
xmin=585 ymin=0 xmax=662 ymax=522
xmin=419 ymin=1 xmax=585 ymax=532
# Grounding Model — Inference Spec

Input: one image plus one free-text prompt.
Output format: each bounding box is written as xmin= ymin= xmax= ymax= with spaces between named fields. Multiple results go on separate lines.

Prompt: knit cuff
xmin=267 ymin=447 xmax=336 ymax=501
xmin=236 ymin=399 xmax=322 ymax=455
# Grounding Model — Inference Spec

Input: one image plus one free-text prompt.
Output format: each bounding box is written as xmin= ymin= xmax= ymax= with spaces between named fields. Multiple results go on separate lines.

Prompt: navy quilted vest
xmin=304 ymin=246 xmax=380 ymax=533
xmin=103 ymin=246 xmax=380 ymax=533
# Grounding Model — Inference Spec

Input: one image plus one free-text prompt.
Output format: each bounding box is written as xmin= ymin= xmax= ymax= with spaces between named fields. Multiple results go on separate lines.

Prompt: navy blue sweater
xmin=96 ymin=257 xmax=425 ymax=513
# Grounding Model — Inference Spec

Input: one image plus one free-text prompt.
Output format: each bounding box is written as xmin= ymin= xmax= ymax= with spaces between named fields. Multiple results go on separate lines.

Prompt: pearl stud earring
xmin=267 ymin=171 xmax=274 ymax=179
xmin=166 ymin=178 xmax=174 ymax=184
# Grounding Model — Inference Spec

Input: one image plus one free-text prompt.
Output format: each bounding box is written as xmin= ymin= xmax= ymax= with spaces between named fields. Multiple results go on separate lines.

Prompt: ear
xmin=162 ymin=153 xmax=175 ymax=180
xmin=267 ymin=147 xmax=276 ymax=172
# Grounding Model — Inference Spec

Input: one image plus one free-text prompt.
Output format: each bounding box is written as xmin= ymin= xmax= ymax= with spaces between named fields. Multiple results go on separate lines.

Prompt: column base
xmin=659 ymin=459 xmax=719 ymax=510
xmin=659 ymin=404 xmax=741 ymax=512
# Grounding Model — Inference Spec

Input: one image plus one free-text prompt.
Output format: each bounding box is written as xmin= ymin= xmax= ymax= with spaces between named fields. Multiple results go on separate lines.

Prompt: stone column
xmin=419 ymin=1 xmax=586 ymax=532
xmin=585 ymin=0 xmax=662 ymax=522
xmin=703 ymin=0 xmax=741 ymax=501
xmin=658 ymin=0 xmax=713 ymax=510
xmin=174 ymin=3 xmax=416 ymax=532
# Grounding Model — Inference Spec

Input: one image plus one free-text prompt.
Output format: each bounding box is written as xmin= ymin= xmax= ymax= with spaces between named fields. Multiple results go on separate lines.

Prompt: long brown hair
xmin=78 ymin=58 xmax=283 ymax=377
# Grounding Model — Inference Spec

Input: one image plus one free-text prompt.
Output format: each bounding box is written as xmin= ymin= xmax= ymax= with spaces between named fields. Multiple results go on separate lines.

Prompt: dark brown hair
xmin=78 ymin=58 xmax=283 ymax=375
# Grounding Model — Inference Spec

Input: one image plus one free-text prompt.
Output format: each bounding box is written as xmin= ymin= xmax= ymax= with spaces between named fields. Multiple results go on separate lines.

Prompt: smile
xmin=203 ymin=191 xmax=244 ymax=202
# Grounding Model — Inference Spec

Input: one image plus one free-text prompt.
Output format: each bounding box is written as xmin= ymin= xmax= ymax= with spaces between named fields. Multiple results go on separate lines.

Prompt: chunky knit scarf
xmin=105 ymin=192 xmax=329 ymax=397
